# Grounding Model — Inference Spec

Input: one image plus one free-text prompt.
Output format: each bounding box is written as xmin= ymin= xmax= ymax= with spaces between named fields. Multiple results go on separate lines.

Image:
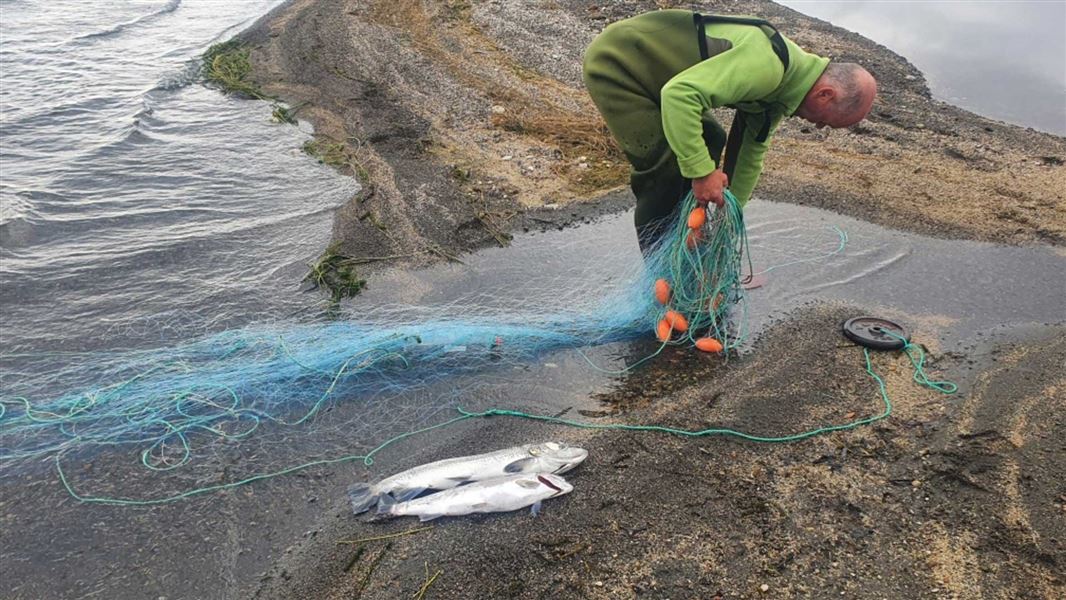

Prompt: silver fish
xmin=347 ymin=442 xmax=588 ymax=514
xmin=375 ymin=472 xmax=573 ymax=521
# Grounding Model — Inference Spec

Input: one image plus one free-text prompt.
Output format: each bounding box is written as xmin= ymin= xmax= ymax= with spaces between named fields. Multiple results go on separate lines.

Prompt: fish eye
xmin=528 ymin=447 xmax=540 ymax=456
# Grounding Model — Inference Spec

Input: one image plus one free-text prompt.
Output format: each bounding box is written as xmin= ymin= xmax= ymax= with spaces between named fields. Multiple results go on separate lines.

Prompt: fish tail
xmin=374 ymin=492 xmax=397 ymax=518
xmin=347 ymin=483 xmax=378 ymax=514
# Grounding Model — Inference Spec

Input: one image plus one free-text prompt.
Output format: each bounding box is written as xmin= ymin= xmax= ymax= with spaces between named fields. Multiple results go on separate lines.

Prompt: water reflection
xmin=779 ymin=0 xmax=1066 ymax=135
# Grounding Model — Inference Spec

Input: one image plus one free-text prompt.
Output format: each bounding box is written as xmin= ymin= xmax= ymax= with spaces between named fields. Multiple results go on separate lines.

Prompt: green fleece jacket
xmin=660 ymin=19 xmax=829 ymax=204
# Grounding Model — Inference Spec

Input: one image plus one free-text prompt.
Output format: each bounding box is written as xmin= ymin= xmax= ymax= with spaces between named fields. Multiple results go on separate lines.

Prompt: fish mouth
xmin=550 ymin=450 xmax=589 ymax=473
xmin=537 ymin=474 xmax=565 ymax=496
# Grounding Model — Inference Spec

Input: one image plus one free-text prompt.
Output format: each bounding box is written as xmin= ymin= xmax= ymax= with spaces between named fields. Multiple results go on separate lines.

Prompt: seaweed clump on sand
xmin=202 ymin=40 xmax=265 ymax=98
xmin=305 ymin=244 xmax=368 ymax=302
xmin=202 ymin=40 xmax=304 ymax=125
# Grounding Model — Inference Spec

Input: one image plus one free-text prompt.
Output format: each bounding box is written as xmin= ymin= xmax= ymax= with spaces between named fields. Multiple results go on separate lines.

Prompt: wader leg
xmin=584 ymin=44 xmax=726 ymax=251
xmin=630 ymin=119 xmax=724 ymax=251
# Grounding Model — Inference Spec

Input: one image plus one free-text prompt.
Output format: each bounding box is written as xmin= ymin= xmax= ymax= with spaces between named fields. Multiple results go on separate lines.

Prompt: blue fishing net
xmin=1 ymin=192 xmax=755 ymax=502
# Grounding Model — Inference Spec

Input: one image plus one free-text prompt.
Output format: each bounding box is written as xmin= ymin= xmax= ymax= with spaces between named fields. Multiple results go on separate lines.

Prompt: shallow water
xmin=366 ymin=199 xmax=1066 ymax=351
xmin=0 ymin=5 xmax=358 ymax=592
xmin=779 ymin=0 xmax=1066 ymax=135
xmin=4 ymin=0 xmax=1061 ymax=367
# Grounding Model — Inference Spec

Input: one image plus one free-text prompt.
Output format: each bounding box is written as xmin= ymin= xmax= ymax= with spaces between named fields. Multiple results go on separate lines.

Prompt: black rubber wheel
xmin=842 ymin=316 xmax=909 ymax=351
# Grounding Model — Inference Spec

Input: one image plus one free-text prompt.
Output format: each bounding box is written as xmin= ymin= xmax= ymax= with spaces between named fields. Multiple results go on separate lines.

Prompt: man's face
xmin=795 ymin=97 xmax=860 ymax=129
xmin=796 ymin=75 xmax=877 ymax=129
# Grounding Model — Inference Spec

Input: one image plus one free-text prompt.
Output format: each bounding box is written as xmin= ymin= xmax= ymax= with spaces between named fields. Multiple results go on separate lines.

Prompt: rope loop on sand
xmin=458 ymin=340 xmax=955 ymax=443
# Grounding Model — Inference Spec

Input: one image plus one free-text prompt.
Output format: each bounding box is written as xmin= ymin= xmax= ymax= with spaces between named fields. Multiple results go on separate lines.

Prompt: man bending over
xmin=582 ymin=9 xmax=877 ymax=244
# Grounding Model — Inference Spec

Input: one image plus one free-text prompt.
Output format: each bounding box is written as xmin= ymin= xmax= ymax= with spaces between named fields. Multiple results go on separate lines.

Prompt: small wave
xmin=0 ymin=191 xmax=48 ymax=248
xmin=804 ymin=249 xmax=910 ymax=292
xmin=72 ymin=0 xmax=181 ymax=42
xmin=151 ymin=59 xmax=202 ymax=92
xmin=0 ymin=216 xmax=36 ymax=250
xmin=0 ymin=197 xmax=33 ymax=228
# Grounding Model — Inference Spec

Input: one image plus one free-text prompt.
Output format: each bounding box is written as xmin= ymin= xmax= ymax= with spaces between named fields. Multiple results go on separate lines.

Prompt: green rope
xmin=753 ymin=226 xmax=848 ymax=276
xmin=883 ymin=330 xmax=958 ymax=394
xmin=56 ymin=412 xmax=479 ymax=506
xmin=458 ymin=341 xmax=954 ymax=442
xmin=45 ymin=191 xmax=956 ymax=506
xmin=56 ymin=340 xmax=955 ymax=505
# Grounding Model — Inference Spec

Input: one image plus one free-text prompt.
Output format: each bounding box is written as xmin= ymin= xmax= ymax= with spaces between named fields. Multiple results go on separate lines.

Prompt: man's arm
xmin=660 ymin=40 xmax=783 ymax=183
xmin=727 ymin=112 xmax=783 ymax=205
xmin=660 ymin=42 xmax=780 ymax=180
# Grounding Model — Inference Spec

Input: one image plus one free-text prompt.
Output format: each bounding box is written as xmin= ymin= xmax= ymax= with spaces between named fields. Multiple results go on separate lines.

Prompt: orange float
xmin=654 ymin=279 xmax=671 ymax=305
xmin=655 ymin=319 xmax=673 ymax=343
xmin=694 ymin=337 xmax=724 ymax=353
xmin=663 ymin=310 xmax=688 ymax=333
xmin=687 ymin=207 xmax=706 ymax=229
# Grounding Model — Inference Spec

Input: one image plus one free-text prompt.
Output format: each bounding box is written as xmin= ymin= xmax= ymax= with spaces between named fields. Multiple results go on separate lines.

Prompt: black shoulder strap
xmin=722 ymin=112 xmax=746 ymax=182
xmin=692 ymin=13 xmax=790 ymax=71
xmin=693 ymin=13 xmax=787 ymax=145
xmin=693 ymin=13 xmax=711 ymax=61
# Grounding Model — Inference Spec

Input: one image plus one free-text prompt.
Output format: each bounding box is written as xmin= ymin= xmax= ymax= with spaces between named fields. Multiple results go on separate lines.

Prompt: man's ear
xmin=816 ymin=86 xmax=836 ymax=101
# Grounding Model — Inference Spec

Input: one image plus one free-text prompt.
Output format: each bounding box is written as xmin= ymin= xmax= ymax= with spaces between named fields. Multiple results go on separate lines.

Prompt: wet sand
xmin=226 ymin=1 xmax=1066 ymax=599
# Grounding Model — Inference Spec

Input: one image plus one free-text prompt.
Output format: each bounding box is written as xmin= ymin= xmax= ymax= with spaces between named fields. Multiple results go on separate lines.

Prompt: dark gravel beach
xmin=252 ymin=305 xmax=1065 ymax=600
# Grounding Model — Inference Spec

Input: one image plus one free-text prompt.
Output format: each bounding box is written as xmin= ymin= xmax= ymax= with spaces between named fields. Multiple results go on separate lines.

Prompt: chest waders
xmin=692 ymin=13 xmax=790 ymax=183
xmin=581 ymin=11 xmax=791 ymax=244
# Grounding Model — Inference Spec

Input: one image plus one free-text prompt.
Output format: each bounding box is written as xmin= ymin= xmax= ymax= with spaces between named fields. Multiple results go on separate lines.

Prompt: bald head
xmin=795 ymin=62 xmax=877 ymax=129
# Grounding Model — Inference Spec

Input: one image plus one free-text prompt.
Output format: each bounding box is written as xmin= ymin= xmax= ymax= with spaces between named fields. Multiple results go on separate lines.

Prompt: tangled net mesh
xmin=1 ymin=192 xmax=752 ymax=501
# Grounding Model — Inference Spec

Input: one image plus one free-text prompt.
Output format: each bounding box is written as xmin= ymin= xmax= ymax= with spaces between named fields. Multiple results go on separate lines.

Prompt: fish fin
xmin=395 ymin=487 xmax=428 ymax=502
xmin=504 ymin=457 xmax=536 ymax=473
xmin=530 ymin=500 xmax=542 ymax=517
xmin=347 ymin=483 xmax=378 ymax=515
xmin=446 ymin=476 xmax=472 ymax=482
xmin=418 ymin=513 xmax=444 ymax=522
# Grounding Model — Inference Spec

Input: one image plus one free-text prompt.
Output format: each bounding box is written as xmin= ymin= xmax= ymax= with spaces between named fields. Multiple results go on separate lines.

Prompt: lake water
xmin=2 ymin=0 xmax=1062 ymax=368
xmin=779 ymin=0 xmax=1066 ymax=135
xmin=0 ymin=0 xmax=359 ymax=356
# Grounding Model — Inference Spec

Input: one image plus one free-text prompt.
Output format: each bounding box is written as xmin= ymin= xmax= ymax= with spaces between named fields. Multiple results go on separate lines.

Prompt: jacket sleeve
xmin=728 ymin=112 xmax=783 ymax=205
xmin=660 ymin=43 xmax=783 ymax=180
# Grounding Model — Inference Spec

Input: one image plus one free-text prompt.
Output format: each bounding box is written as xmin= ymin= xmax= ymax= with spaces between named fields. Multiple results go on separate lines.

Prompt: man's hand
xmin=692 ymin=169 xmax=728 ymax=207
